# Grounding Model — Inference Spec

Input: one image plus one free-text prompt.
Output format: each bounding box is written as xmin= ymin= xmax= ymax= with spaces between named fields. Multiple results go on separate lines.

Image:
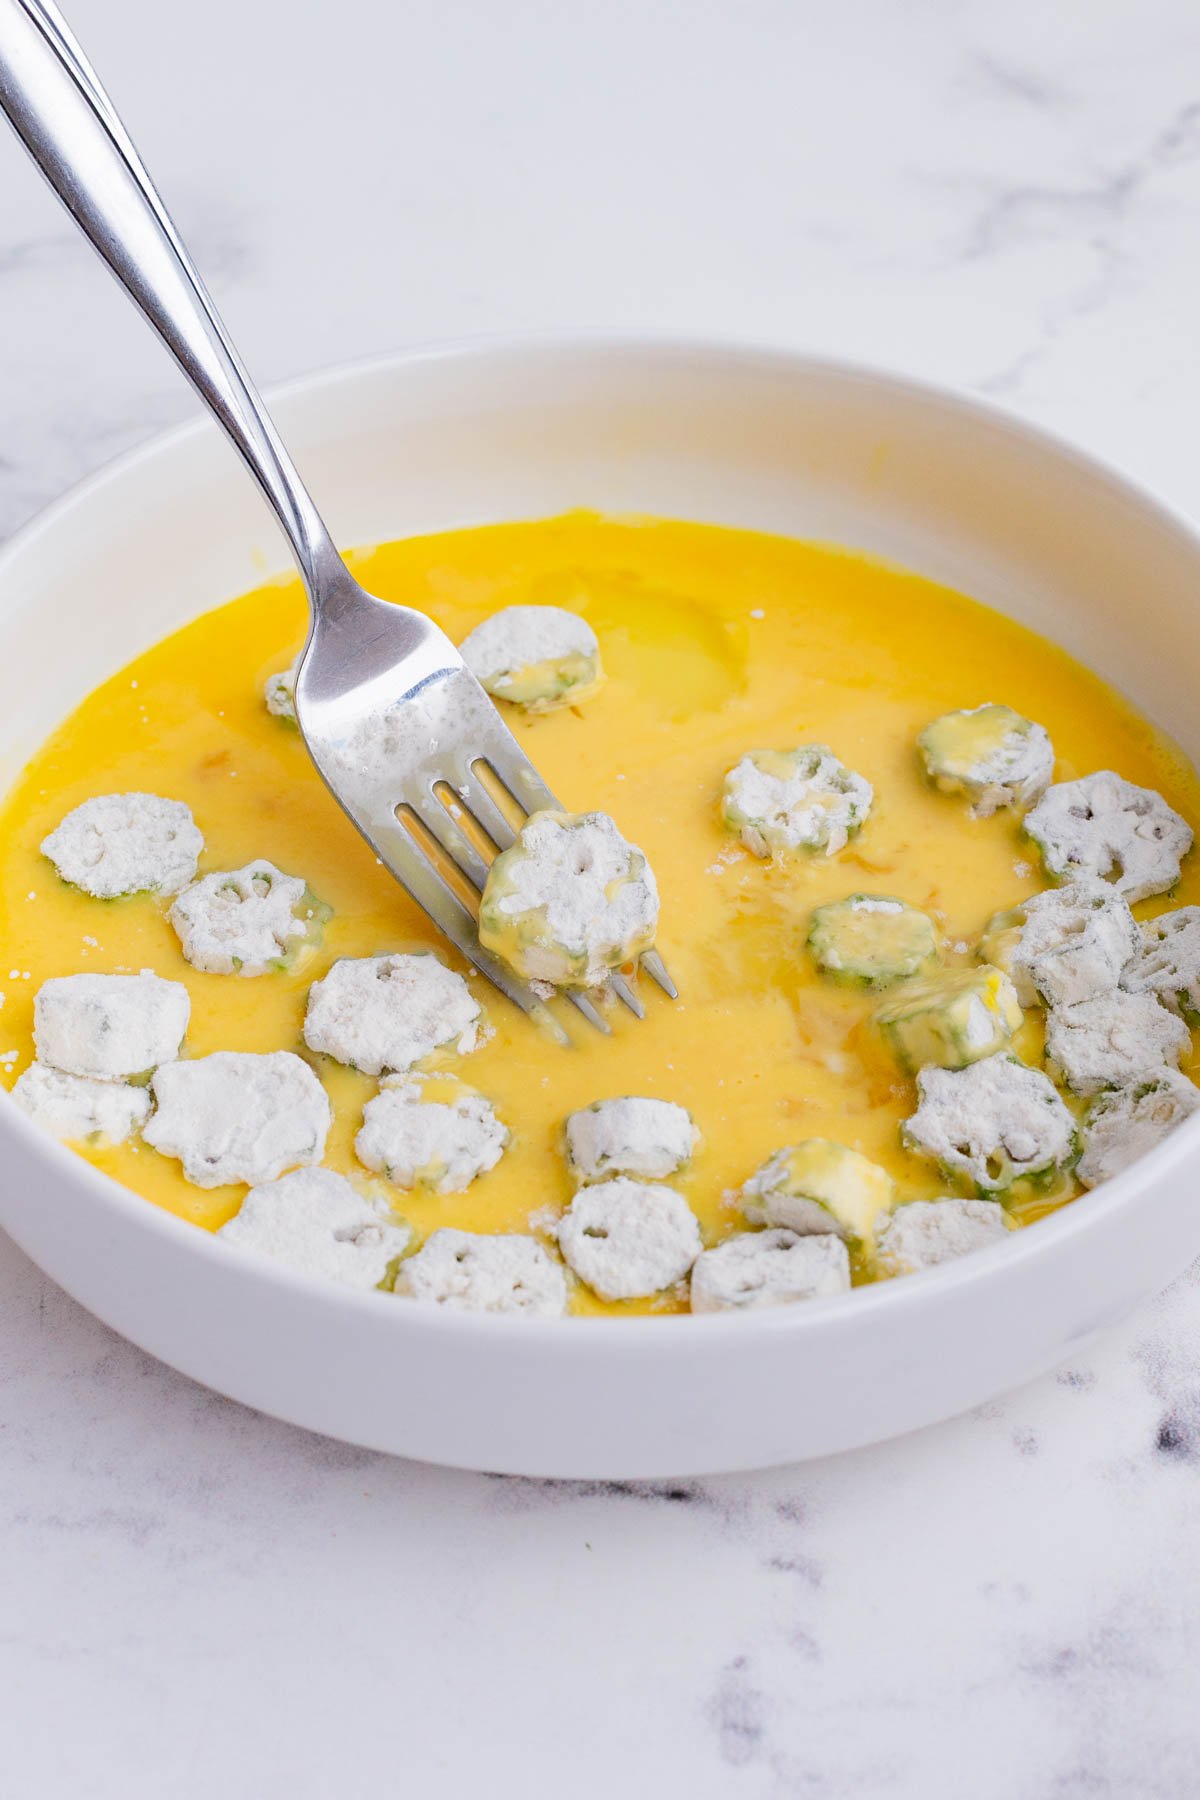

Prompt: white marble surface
xmin=3 ymin=0 xmax=1200 ymax=1791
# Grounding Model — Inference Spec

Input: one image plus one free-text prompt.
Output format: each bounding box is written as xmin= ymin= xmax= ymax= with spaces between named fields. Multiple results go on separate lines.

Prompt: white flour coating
xmin=303 ymin=953 xmax=482 ymax=1075
xmin=460 ymin=605 xmax=597 ymax=683
xmin=919 ymin=705 xmax=1054 ymax=816
xmin=722 ymin=745 xmax=873 ymax=857
xmin=264 ymin=660 xmax=298 ymax=720
xmin=564 ymin=1096 xmax=699 ymax=1183
xmin=144 ymin=1050 xmax=331 ymax=1188
xmin=689 ymin=1229 xmax=850 ymax=1312
xmin=41 ymin=792 xmax=203 ymax=898
xmin=1012 ymin=878 xmax=1140 ymax=1009
xmin=1024 ymin=772 xmax=1192 ymax=903
xmin=903 ymin=1054 xmax=1077 ymax=1193
xmin=1122 ymin=906 xmax=1200 ymax=1023
xmin=170 ymin=859 xmax=321 ymax=975
xmin=355 ymin=1076 xmax=508 ymax=1193
xmin=1077 ymin=1071 xmax=1200 ymax=1188
xmin=33 ymin=970 xmax=189 ymax=1081
xmin=395 ymin=1229 xmax=568 ymax=1316
xmin=480 ymin=811 xmax=659 ymax=987
xmin=323 ymin=665 xmax=499 ymax=797
xmin=218 ymin=1167 xmax=410 ymax=1289
xmin=13 ymin=1061 xmax=151 ymax=1144
xmin=1044 ymin=989 xmax=1189 ymax=1096
xmin=875 ymin=1199 xmax=1009 ymax=1275
xmin=557 ymin=1178 xmax=702 ymax=1300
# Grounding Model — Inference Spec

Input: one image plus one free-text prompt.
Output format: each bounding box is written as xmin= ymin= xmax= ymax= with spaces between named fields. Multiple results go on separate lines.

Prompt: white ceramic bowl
xmin=2 ymin=337 xmax=1199 ymax=1478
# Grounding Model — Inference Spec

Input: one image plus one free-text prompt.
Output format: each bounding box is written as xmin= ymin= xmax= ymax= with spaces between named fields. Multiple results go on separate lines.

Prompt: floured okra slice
xmin=1077 ymin=1070 xmax=1200 ymax=1189
xmin=12 ymin=1061 xmax=151 ymax=1146
xmin=33 ymin=970 xmax=189 ymax=1081
xmin=395 ymin=1228 xmax=568 ymax=1316
xmin=264 ymin=659 xmax=299 ymax=723
xmin=982 ymin=878 xmax=1139 ymax=1010
xmin=808 ymin=893 xmax=938 ymax=990
xmin=874 ymin=966 xmax=1022 ymax=1074
xmin=564 ymin=1096 xmax=699 ymax=1184
xmin=1043 ymin=989 xmax=1189 ymax=1096
xmin=143 ymin=1049 xmax=331 ymax=1187
xmin=1024 ymin=772 xmax=1192 ymax=903
xmin=459 ymin=605 xmax=604 ymax=713
xmin=41 ymin=792 xmax=203 ymax=898
xmin=557 ymin=1178 xmax=703 ymax=1301
xmin=917 ymin=704 xmax=1054 ymax=816
xmin=1121 ymin=905 xmax=1200 ymax=1025
xmin=170 ymin=859 xmax=330 ymax=976
xmin=902 ymin=1053 xmax=1078 ymax=1197
xmin=689 ymin=1229 xmax=851 ymax=1313
xmin=875 ymin=1198 xmax=1010 ymax=1275
xmin=355 ymin=1073 xmax=509 ymax=1195
xmin=218 ymin=1167 xmax=411 ymax=1289
xmin=479 ymin=810 xmax=659 ymax=988
xmin=741 ymin=1139 xmax=894 ymax=1242
xmin=304 ymin=952 xmax=483 ymax=1076
xmin=721 ymin=745 xmax=873 ymax=859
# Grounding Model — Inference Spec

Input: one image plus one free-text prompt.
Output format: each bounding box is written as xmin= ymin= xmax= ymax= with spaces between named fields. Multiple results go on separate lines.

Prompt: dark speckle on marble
xmin=708 ymin=1656 xmax=767 ymax=1770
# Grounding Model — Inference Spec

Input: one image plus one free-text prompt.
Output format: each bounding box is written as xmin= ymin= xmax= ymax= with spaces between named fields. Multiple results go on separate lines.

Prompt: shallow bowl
xmin=2 ymin=336 xmax=1199 ymax=1477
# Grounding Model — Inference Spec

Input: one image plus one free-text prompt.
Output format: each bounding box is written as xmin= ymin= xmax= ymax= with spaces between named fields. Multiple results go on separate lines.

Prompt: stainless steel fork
xmin=0 ymin=0 xmax=676 ymax=1039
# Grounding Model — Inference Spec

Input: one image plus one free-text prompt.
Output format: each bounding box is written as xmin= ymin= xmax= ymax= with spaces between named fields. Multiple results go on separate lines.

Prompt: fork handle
xmin=0 ymin=0 xmax=342 ymax=600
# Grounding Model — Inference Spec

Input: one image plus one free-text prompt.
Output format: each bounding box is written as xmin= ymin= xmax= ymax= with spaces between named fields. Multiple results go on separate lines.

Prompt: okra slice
xmin=1043 ymin=989 xmax=1188 ymax=1096
xmin=902 ymin=1053 xmax=1078 ymax=1197
xmin=557 ymin=1179 xmax=702 ymax=1300
xmin=721 ymin=745 xmax=873 ymax=858
xmin=143 ymin=1050 xmax=331 ymax=1188
xmin=875 ymin=1198 xmax=1010 ymax=1274
xmin=808 ymin=893 xmax=938 ymax=990
xmin=355 ymin=1073 xmax=509 ymax=1195
xmin=1024 ymin=772 xmax=1192 ymax=904
xmin=994 ymin=879 xmax=1140 ymax=1010
xmin=741 ymin=1139 xmax=894 ymax=1242
xmin=41 ymin=792 xmax=203 ymax=898
xmin=303 ymin=952 xmax=483 ymax=1076
xmin=917 ymin=704 xmax=1053 ymax=816
xmin=1077 ymin=1070 xmax=1200 ymax=1188
xmin=33 ymin=970 xmax=189 ymax=1081
xmin=690 ymin=1229 xmax=851 ymax=1312
xmin=218 ymin=1167 xmax=411 ymax=1291
xmin=478 ymin=809 xmax=659 ymax=988
xmin=169 ymin=859 xmax=330 ymax=976
xmin=395 ymin=1229 xmax=568 ymax=1317
xmin=460 ymin=605 xmax=604 ymax=713
xmin=13 ymin=1061 xmax=151 ymax=1146
xmin=264 ymin=659 xmax=299 ymax=723
xmin=1121 ymin=905 xmax=1200 ymax=1025
xmin=564 ymin=1096 xmax=699 ymax=1184
xmin=874 ymin=966 xmax=1022 ymax=1074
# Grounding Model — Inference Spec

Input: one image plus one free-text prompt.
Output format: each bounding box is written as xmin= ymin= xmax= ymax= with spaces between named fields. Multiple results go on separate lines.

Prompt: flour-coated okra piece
xmin=41 ymin=792 xmax=203 ymax=898
xmin=564 ymin=1096 xmax=699 ymax=1184
xmin=218 ymin=1166 xmax=411 ymax=1289
xmin=1076 ymin=1070 xmax=1200 ymax=1189
xmin=902 ymin=1053 xmax=1078 ymax=1196
xmin=556 ymin=1178 xmax=702 ymax=1300
xmin=1121 ymin=905 xmax=1200 ymax=1025
xmin=303 ymin=952 xmax=483 ymax=1075
xmin=721 ymin=745 xmax=872 ymax=858
xmin=917 ymin=704 xmax=1054 ymax=817
xmin=741 ymin=1139 xmax=895 ymax=1242
xmin=1001 ymin=878 xmax=1140 ymax=1010
xmin=689 ymin=1228 xmax=851 ymax=1313
xmin=264 ymin=659 xmax=298 ymax=722
xmin=875 ymin=1198 xmax=1010 ymax=1275
xmin=12 ymin=1060 xmax=151 ymax=1145
xmin=1024 ymin=772 xmax=1192 ymax=904
xmin=1043 ymin=989 xmax=1189 ymax=1097
xmin=459 ymin=605 xmax=604 ymax=713
xmin=395 ymin=1228 xmax=568 ymax=1317
xmin=355 ymin=1074 xmax=509 ymax=1194
xmin=808 ymin=894 xmax=939 ymax=990
xmin=33 ymin=970 xmax=189 ymax=1081
xmin=874 ymin=966 xmax=1022 ymax=1074
xmin=478 ymin=810 xmax=659 ymax=988
xmin=143 ymin=1049 xmax=331 ymax=1187
xmin=170 ymin=859 xmax=329 ymax=976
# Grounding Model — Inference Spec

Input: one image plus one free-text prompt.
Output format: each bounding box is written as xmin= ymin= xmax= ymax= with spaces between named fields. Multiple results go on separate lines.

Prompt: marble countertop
xmin=3 ymin=0 xmax=1200 ymax=1792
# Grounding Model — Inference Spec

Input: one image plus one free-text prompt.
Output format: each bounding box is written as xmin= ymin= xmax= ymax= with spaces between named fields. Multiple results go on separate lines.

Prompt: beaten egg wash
xmin=2 ymin=513 xmax=1199 ymax=1316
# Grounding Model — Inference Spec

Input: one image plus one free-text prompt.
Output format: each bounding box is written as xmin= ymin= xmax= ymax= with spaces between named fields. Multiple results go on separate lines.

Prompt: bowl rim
xmin=3 ymin=326 xmax=1199 ymax=1344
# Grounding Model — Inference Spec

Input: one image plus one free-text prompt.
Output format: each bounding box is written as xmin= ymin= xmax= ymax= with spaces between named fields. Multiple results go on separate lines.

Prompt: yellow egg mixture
xmin=2 ymin=513 xmax=1199 ymax=1316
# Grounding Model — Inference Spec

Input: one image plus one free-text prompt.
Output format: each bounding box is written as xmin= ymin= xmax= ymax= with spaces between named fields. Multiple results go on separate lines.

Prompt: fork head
xmin=293 ymin=571 xmax=676 ymax=1038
